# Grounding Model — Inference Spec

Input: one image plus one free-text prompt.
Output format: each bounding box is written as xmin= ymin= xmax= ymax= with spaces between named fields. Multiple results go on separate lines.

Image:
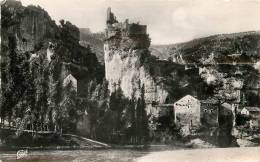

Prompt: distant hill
xmin=151 ymin=31 xmax=260 ymax=64
xmin=79 ymin=28 xmax=105 ymax=64
xmin=149 ymin=45 xmax=172 ymax=60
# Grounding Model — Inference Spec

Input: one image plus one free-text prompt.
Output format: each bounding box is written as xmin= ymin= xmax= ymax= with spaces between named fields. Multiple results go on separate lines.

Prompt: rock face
xmin=1 ymin=0 xmax=57 ymax=57
xmin=104 ymin=8 xmax=168 ymax=104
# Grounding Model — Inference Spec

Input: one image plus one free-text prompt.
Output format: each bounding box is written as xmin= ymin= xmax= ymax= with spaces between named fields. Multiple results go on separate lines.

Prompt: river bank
xmin=0 ymin=128 xmax=110 ymax=151
xmin=1 ymin=127 xmax=259 ymax=152
xmin=137 ymin=147 xmax=260 ymax=162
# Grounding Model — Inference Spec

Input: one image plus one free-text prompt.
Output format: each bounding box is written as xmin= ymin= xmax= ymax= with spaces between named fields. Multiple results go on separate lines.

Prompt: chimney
xmin=107 ymin=7 xmax=113 ymax=25
xmin=107 ymin=7 xmax=111 ymax=22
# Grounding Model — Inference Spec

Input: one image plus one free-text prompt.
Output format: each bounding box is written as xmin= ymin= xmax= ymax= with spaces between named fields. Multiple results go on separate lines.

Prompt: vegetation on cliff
xmin=0 ymin=0 xmax=102 ymax=136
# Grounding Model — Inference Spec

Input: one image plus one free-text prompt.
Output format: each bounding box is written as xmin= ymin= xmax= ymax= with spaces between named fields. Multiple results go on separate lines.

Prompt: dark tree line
xmin=90 ymin=83 xmax=149 ymax=144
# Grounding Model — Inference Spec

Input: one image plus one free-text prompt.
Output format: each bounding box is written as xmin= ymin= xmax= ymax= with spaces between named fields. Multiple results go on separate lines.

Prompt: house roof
xmin=63 ymin=74 xmax=77 ymax=87
xmin=174 ymin=95 xmax=198 ymax=104
xmin=243 ymin=107 xmax=260 ymax=112
xmin=221 ymin=102 xmax=232 ymax=111
xmin=64 ymin=74 xmax=77 ymax=81
xmin=201 ymin=98 xmax=219 ymax=104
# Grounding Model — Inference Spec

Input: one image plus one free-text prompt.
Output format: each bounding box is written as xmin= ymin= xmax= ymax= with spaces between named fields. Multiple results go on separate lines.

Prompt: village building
xmin=200 ymin=100 xmax=235 ymax=128
xmin=220 ymin=102 xmax=233 ymax=116
xmin=219 ymin=102 xmax=235 ymax=127
xmin=153 ymin=104 xmax=173 ymax=118
xmin=241 ymin=107 xmax=260 ymax=128
xmin=200 ymin=99 xmax=219 ymax=127
xmin=241 ymin=107 xmax=260 ymax=117
xmin=150 ymin=102 xmax=174 ymax=118
xmin=47 ymin=42 xmax=55 ymax=62
xmin=249 ymin=119 xmax=260 ymax=129
xmin=0 ymin=117 xmax=9 ymax=127
xmin=63 ymin=74 xmax=77 ymax=92
xmin=173 ymin=95 xmax=201 ymax=127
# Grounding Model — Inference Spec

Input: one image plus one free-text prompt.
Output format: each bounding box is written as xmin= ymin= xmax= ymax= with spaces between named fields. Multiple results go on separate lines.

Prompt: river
xmin=1 ymin=147 xmax=260 ymax=162
xmin=0 ymin=149 xmax=150 ymax=162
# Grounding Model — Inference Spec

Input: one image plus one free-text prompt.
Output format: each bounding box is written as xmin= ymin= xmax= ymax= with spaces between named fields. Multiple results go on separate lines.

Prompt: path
xmin=0 ymin=127 xmax=110 ymax=148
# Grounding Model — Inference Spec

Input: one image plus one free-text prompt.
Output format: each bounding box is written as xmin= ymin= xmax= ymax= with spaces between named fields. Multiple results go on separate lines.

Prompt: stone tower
xmin=106 ymin=7 xmax=117 ymax=25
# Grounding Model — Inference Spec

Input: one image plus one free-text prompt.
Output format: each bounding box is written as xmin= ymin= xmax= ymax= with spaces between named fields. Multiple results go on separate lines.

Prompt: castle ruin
xmin=104 ymin=8 xmax=168 ymax=107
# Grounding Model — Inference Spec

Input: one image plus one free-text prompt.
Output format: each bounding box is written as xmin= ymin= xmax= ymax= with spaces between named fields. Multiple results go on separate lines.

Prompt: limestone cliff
xmin=104 ymin=8 xmax=168 ymax=104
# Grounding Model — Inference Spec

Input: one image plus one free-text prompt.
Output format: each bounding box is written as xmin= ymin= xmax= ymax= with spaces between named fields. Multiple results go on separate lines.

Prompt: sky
xmin=20 ymin=0 xmax=260 ymax=45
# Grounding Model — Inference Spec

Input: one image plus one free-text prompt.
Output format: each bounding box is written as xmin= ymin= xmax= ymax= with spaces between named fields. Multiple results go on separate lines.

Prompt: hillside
xmin=79 ymin=28 xmax=105 ymax=64
xmin=151 ymin=31 xmax=260 ymax=64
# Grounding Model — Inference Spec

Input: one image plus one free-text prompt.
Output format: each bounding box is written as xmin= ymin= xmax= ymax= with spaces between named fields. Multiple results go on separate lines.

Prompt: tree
xmin=140 ymin=84 xmax=149 ymax=143
xmin=58 ymin=81 xmax=77 ymax=134
xmin=135 ymin=84 xmax=149 ymax=144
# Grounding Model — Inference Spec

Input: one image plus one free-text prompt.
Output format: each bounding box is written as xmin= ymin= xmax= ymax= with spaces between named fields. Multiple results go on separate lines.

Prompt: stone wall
xmin=201 ymin=101 xmax=219 ymax=127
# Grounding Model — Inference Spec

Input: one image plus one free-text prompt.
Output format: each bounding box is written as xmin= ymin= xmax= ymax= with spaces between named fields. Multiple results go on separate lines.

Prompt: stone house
xmin=241 ymin=107 xmax=260 ymax=128
xmin=0 ymin=117 xmax=9 ymax=127
xmin=201 ymin=101 xmax=235 ymax=128
xmin=249 ymin=118 xmax=260 ymax=129
xmin=219 ymin=102 xmax=235 ymax=127
xmin=200 ymin=99 xmax=219 ymax=127
xmin=173 ymin=95 xmax=201 ymax=127
xmin=153 ymin=104 xmax=173 ymax=118
xmin=63 ymin=74 xmax=77 ymax=92
xmin=241 ymin=107 xmax=260 ymax=117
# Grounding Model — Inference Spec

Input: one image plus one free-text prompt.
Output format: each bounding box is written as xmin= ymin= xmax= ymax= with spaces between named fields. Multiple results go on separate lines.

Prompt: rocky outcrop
xmin=104 ymin=8 xmax=168 ymax=104
xmin=1 ymin=0 xmax=58 ymax=55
